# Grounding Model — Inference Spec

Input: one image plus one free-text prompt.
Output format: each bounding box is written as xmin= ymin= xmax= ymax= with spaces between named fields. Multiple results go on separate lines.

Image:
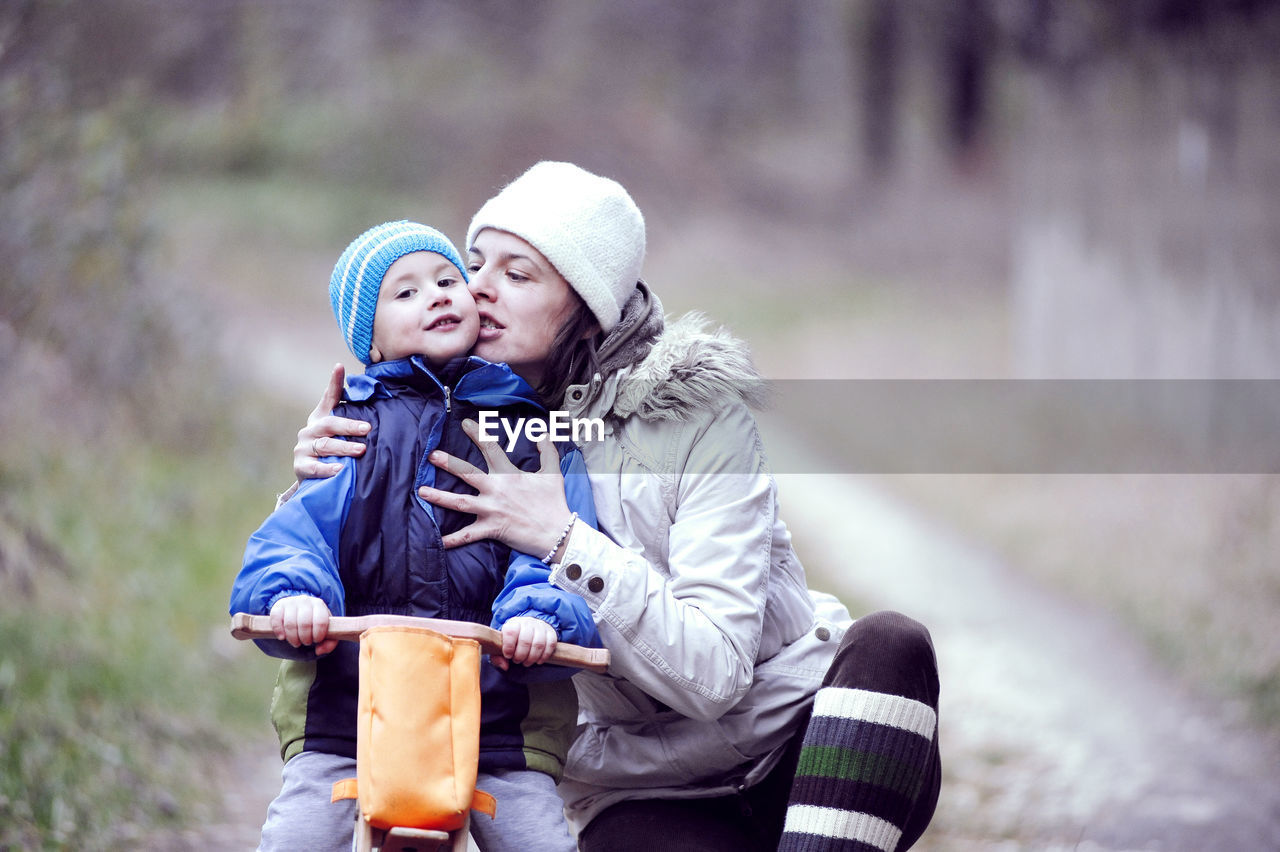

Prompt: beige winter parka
xmin=548 ymin=313 xmax=853 ymax=831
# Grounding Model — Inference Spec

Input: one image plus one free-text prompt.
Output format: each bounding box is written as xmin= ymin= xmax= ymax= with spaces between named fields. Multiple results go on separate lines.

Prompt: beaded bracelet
xmin=542 ymin=512 xmax=578 ymax=564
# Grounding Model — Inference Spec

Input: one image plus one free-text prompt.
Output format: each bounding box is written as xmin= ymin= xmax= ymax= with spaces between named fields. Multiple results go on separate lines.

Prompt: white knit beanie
xmin=466 ymin=161 xmax=645 ymax=333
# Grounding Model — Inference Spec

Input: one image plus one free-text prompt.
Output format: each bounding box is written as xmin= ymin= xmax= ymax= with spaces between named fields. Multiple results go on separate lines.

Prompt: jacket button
xmin=587 ymin=577 xmax=604 ymax=594
xmin=815 ymin=626 xmax=831 ymax=642
xmin=565 ymin=564 xmax=583 ymax=581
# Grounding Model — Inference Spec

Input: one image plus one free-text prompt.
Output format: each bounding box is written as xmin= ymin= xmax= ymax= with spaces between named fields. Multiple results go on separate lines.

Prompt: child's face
xmin=370 ymin=251 xmax=479 ymax=367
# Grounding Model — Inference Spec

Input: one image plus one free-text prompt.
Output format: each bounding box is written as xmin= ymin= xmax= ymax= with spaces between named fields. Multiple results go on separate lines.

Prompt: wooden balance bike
xmin=231 ymin=613 xmax=609 ymax=852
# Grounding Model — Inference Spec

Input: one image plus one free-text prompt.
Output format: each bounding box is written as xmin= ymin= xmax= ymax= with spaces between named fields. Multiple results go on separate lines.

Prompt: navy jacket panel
xmin=232 ymin=356 xmax=600 ymax=771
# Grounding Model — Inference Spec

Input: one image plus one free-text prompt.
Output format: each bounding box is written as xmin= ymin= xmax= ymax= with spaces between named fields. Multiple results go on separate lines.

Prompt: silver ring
xmin=313 ymin=438 xmax=323 ymax=456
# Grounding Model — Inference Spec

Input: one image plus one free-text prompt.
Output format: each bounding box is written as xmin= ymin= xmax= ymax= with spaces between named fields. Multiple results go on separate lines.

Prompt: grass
xmin=0 ymin=395 xmax=284 ymax=849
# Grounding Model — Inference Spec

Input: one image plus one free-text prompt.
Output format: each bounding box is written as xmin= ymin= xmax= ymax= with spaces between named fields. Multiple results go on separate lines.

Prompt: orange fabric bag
xmin=333 ymin=625 xmax=496 ymax=831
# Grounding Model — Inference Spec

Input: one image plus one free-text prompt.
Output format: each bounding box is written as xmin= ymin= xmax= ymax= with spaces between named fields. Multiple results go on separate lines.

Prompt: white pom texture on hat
xmin=466 ymin=162 xmax=645 ymax=333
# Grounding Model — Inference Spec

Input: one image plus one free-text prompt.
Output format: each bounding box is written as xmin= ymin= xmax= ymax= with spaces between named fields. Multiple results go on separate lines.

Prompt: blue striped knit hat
xmin=329 ymin=220 xmax=468 ymax=364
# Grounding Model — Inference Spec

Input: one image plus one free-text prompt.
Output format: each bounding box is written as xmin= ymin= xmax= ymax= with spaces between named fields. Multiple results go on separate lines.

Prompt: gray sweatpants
xmin=256 ymin=751 xmax=576 ymax=852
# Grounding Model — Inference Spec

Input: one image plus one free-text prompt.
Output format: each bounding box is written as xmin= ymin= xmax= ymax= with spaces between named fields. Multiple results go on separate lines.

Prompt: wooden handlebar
xmin=229 ymin=613 xmax=610 ymax=674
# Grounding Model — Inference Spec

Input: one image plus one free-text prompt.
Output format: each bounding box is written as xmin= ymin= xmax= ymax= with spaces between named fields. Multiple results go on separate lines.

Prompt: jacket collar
xmin=345 ymin=355 xmax=545 ymax=411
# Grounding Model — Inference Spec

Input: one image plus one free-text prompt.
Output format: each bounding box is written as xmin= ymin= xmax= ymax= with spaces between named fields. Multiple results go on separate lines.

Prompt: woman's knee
xmin=826 ymin=610 xmax=939 ymax=705
xmin=846 ymin=610 xmax=934 ymax=656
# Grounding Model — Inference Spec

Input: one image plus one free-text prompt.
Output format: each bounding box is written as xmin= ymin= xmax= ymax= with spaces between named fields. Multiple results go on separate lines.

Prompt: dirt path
xmin=197 ymin=734 xmax=281 ymax=850
xmin=766 ymin=420 xmax=1280 ymax=849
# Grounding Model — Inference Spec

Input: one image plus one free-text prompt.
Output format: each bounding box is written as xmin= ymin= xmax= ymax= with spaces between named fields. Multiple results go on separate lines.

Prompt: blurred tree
xmin=1008 ymin=0 xmax=1280 ymax=378
xmin=940 ymin=0 xmax=994 ymax=165
xmin=0 ymin=0 xmax=210 ymax=421
xmin=858 ymin=0 xmax=901 ymax=175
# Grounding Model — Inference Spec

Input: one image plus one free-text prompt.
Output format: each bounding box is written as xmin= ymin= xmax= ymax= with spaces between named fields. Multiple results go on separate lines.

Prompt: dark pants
xmin=577 ymin=611 xmax=942 ymax=852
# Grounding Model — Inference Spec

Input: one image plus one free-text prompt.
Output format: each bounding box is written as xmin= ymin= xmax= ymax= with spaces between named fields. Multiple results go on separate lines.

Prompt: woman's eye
xmin=506 ymin=270 xmax=528 ymax=283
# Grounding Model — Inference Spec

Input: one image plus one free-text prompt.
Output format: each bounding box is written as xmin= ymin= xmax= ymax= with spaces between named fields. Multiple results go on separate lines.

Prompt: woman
xmin=293 ymin=161 xmax=941 ymax=851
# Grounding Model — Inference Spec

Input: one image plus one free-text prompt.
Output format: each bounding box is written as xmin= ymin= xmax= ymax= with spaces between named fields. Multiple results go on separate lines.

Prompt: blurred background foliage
xmin=1 ymin=0 xmax=1277 ymax=846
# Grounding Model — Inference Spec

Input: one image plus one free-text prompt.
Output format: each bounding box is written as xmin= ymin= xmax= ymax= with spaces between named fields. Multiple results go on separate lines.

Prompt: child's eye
xmin=438 ymin=277 xmax=457 ymax=288
xmin=395 ymin=287 xmax=416 ymax=300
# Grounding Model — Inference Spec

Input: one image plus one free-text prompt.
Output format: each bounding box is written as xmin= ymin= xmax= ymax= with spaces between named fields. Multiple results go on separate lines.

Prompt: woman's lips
xmin=476 ymin=314 xmax=504 ymax=341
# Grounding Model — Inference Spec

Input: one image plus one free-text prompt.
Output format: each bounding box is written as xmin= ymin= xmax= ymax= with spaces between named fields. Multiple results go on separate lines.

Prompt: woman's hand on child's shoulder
xmin=494 ymin=616 xmax=558 ymax=670
xmin=293 ymin=363 xmax=371 ymax=482
xmin=269 ymin=594 xmax=338 ymax=656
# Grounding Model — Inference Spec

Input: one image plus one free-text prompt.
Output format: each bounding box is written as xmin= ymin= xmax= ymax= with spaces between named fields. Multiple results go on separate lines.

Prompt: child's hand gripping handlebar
xmin=229 ymin=612 xmax=610 ymax=674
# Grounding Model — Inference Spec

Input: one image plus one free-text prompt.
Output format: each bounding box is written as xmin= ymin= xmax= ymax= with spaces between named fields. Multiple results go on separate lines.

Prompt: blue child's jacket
xmin=230 ymin=355 xmax=600 ymax=777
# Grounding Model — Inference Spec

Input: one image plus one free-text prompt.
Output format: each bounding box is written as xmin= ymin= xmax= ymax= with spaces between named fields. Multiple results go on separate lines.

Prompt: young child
xmin=230 ymin=220 xmax=599 ymax=852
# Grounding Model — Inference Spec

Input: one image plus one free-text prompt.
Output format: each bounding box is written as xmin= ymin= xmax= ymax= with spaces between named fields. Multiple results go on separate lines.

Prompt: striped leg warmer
xmin=778 ymin=687 xmax=938 ymax=852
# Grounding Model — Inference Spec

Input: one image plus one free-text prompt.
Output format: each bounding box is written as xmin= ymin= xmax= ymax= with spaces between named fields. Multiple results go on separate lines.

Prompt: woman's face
xmin=466 ymin=228 xmax=577 ymax=388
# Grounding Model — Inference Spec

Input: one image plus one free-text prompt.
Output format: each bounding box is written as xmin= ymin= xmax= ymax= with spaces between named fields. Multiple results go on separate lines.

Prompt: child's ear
xmin=368 ymin=345 xmax=383 ymax=363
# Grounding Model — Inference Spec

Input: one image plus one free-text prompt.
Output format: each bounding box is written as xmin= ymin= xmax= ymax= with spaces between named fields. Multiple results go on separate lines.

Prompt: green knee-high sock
xmin=778 ymin=687 xmax=937 ymax=852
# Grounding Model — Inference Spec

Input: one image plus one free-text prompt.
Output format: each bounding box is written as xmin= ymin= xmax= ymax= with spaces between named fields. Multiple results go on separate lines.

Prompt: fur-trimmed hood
xmin=608 ymin=313 xmax=768 ymax=421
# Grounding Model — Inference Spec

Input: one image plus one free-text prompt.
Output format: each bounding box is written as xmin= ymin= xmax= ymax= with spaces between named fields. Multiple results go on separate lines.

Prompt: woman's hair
xmin=538 ymin=293 xmax=602 ymax=408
